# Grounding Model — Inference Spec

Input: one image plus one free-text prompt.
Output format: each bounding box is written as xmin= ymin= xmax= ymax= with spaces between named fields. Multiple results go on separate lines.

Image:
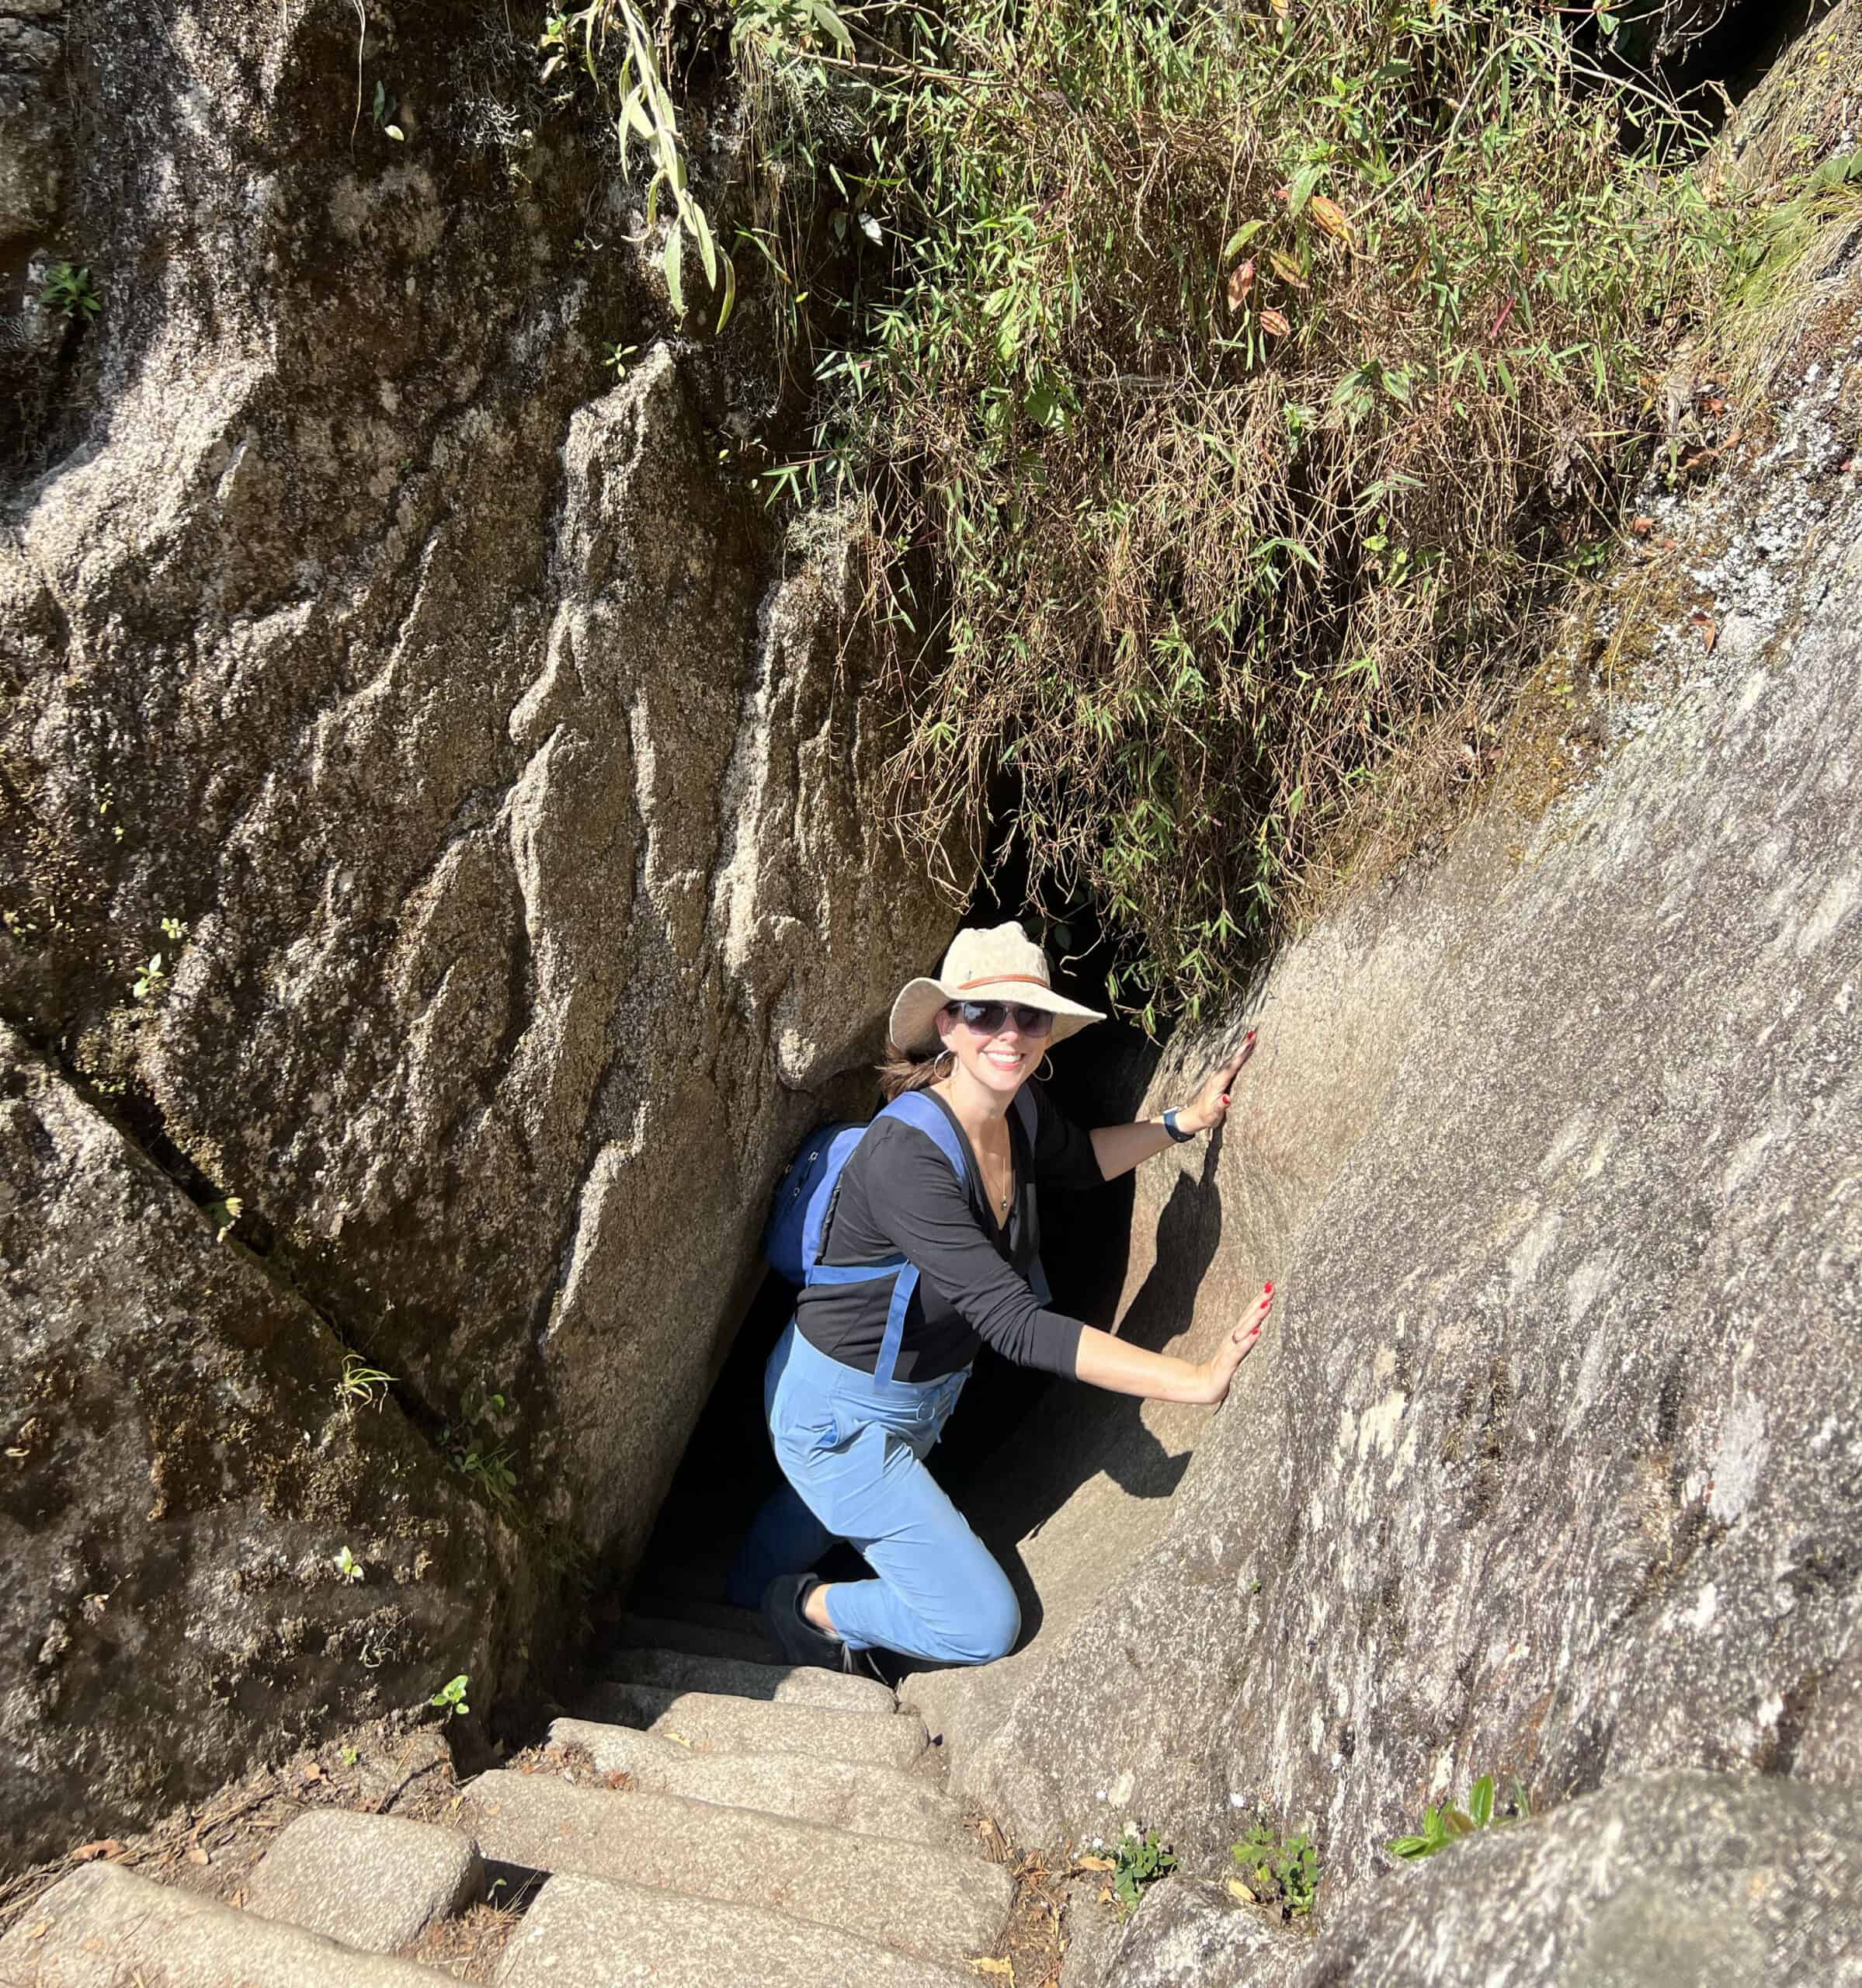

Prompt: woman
xmin=728 ymin=921 xmax=1272 ymax=1673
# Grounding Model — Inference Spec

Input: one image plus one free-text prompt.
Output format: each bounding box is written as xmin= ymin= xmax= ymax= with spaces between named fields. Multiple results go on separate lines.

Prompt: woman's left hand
xmin=1179 ymin=1027 xmax=1259 ymax=1134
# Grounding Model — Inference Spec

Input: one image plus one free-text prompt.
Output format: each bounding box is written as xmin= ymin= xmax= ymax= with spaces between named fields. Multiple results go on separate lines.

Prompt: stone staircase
xmin=0 ymin=1593 xmax=1016 ymax=1988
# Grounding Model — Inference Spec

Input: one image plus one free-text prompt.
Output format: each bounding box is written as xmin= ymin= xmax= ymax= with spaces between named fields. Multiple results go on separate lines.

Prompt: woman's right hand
xmin=1195 ymin=1284 xmax=1273 ymax=1404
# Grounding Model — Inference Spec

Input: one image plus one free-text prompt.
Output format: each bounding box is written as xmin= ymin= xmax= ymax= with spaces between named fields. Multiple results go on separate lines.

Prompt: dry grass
xmin=745 ymin=0 xmax=1745 ymax=1024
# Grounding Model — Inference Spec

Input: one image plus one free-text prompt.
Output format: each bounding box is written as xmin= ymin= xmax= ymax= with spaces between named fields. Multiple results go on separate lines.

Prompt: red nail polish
xmin=1220 ymin=1094 xmax=1230 ymax=1106
xmin=1263 ymin=1281 xmax=1273 ymax=1294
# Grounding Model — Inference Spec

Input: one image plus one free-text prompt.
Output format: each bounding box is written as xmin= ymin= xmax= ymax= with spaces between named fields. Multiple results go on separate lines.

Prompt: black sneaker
xmin=760 ymin=1574 xmax=848 ymax=1670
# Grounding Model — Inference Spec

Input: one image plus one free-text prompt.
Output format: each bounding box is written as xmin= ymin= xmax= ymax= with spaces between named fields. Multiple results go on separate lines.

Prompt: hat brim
xmin=888 ymin=975 xmax=1105 ymax=1056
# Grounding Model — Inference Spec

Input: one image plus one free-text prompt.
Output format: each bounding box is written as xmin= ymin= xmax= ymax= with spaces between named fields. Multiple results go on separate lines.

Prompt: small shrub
xmin=335 ymin=1352 xmax=396 ymax=1409
xmin=444 ymin=1391 xmax=519 ymax=1511
xmin=1111 ymin=1823 xmax=1176 ymax=1913
xmin=1388 ymin=1773 xmax=1530 ymax=1861
xmin=37 ymin=262 xmax=102 ymax=321
xmin=1231 ymin=1819 xmax=1320 ymax=1918
xmin=333 ymin=1546 xmax=364 ymax=1583
xmin=429 ymin=1673 xmax=471 ymax=1720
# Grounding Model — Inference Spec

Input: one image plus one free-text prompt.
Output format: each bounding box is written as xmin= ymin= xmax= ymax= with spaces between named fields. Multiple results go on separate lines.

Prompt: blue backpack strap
xmin=818 ymin=1089 xmax=1045 ymax=1383
xmin=881 ymin=1090 xmax=971 ymax=1183
xmin=867 ymin=1092 xmax=973 ymax=1382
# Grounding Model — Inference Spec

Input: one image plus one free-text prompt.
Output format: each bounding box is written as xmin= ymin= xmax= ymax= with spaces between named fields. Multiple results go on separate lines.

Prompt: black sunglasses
xmin=946 ymin=999 xmax=1055 ymax=1038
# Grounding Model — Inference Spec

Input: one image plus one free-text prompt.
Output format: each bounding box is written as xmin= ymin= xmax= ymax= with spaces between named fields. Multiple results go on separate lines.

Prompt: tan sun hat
xmin=888 ymin=922 xmax=1105 ymax=1055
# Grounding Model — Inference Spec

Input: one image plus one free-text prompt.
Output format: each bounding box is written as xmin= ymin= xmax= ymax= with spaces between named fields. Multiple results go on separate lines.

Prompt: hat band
xmin=954 ymin=972 xmax=1052 ymax=992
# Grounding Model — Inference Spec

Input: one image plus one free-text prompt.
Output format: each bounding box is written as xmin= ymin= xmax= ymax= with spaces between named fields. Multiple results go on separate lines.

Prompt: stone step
xmin=577 ymin=1680 xmax=929 ymax=1771
xmin=499 ymin=1869 xmax=977 ymax=1988
xmin=616 ymin=1610 xmax=777 ymax=1667
xmin=463 ymin=1771 xmax=1011 ymax=1973
xmin=245 ymin=1809 xmax=483 ymax=1953
xmin=603 ymin=1642 xmax=894 ymax=1712
xmin=549 ymin=1716 xmax=967 ymax=1851
xmin=0 ymin=1861 xmax=449 ymax=1985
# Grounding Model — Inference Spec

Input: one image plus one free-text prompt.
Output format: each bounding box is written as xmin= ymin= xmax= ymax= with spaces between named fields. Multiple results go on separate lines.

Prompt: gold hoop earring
xmin=936 ymin=1049 xmax=956 ymax=1073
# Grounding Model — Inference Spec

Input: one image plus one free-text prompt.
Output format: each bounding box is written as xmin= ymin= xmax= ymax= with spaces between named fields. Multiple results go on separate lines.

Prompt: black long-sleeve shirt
xmin=794 ymin=1083 xmax=1104 ymax=1382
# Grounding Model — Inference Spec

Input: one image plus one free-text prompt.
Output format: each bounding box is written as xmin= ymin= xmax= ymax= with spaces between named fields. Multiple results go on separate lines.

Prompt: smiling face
xmin=934 ymin=1002 xmax=1041 ymax=1100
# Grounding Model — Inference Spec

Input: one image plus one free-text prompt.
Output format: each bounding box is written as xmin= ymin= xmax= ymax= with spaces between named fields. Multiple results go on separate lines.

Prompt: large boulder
xmin=1294 ymin=1771 xmax=1862 ymax=1988
xmin=0 ymin=1025 xmax=521 ymax=1868
xmin=910 ymin=58 xmax=1862 ymax=1920
xmin=0 ymin=0 xmax=953 ymax=1580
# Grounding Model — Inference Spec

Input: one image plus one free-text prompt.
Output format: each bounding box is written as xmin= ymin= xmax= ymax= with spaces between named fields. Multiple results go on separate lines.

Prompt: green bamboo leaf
xmin=691 ymin=203 xmax=718 ymax=288
xmin=663 ymin=226 xmax=685 ymax=316
xmin=715 ymin=252 xmax=737 ymax=334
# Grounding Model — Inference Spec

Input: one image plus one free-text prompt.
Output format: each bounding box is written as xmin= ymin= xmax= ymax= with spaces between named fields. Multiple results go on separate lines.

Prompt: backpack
xmin=764 ymin=1089 xmax=1047 ymax=1302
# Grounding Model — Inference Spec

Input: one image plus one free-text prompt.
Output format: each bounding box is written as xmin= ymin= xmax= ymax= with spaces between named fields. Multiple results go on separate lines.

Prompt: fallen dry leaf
xmin=1630 ymin=515 xmax=1652 ymax=536
xmin=25 ymin=1921 xmax=50 ymax=1940
xmin=71 ymin=1839 xmax=124 ymax=1863
xmin=1689 ymin=608 xmax=1718 ymax=652
xmin=186 ymin=1846 xmax=211 ymax=1867
xmin=1259 ymin=308 xmax=1292 ymax=338
xmin=1269 ymin=0 xmax=1289 ymax=16
xmin=1227 ymin=1877 xmax=1257 ymax=1903
xmin=1226 ymin=257 xmax=1255 ymax=313
xmin=1075 ymin=1855 xmax=1116 ymax=1872
xmin=301 ymin=1763 xmax=324 ymax=1784
xmin=969 ymin=1960 xmax=1014 ymax=1982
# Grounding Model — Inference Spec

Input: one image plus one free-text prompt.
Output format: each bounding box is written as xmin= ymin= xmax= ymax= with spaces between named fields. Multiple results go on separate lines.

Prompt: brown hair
xmin=877 ymin=1040 xmax=953 ymax=1102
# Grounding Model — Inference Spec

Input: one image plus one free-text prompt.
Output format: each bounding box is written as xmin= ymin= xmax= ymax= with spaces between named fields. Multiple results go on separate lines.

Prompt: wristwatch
xmin=1162 ymin=1107 xmax=1196 ymax=1143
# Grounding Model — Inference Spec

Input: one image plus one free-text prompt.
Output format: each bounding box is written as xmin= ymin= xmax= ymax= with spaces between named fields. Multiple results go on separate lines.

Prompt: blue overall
xmin=727 ymin=1322 xmax=1020 ymax=1665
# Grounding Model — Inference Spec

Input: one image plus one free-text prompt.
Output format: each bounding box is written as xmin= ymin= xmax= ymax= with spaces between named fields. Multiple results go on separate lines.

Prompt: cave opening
xmin=620 ymin=859 xmax=1163 ymax=1644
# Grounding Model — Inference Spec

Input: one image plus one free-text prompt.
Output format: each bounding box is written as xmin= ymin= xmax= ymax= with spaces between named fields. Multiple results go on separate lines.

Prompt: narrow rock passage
xmin=0 ymin=1598 xmax=1014 ymax=1986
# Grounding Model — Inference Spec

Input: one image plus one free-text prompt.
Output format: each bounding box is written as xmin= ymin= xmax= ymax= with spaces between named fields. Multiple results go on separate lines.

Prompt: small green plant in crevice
xmin=130 ymin=916 xmax=189 ymax=1005
xmin=334 ymin=1546 xmax=365 ymax=1583
xmin=370 ymin=77 xmax=405 ymax=141
xmin=38 ymin=262 xmax=102 ymax=321
xmin=206 ymin=1194 xmax=243 ymax=1242
xmin=1231 ymin=1818 xmax=1320 ymax=1919
xmin=1388 ymin=1773 xmax=1530 ymax=1861
xmin=1110 ymin=1823 xmax=1176 ymax=1913
xmin=443 ymin=1390 xmax=519 ymax=1511
xmin=335 ymin=1351 xmax=397 ymax=1410
xmin=429 ymin=1673 xmax=471 ymax=1721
